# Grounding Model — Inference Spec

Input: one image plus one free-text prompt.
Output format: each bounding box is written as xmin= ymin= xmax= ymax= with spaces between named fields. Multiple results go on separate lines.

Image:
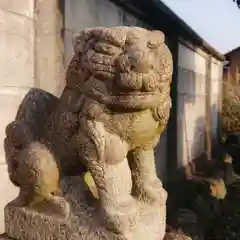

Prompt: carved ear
xmin=149 ymin=30 xmax=165 ymax=46
xmin=72 ymin=28 xmax=94 ymax=53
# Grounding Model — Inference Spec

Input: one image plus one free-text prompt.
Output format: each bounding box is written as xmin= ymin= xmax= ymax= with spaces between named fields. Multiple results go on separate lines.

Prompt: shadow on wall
xmin=167 ymin=42 xmax=199 ymax=182
xmin=176 ymin=46 xmax=199 ymax=174
xmin=211 ymin=103 xmax=222 ymax=159
xmin=190 ymin=104 xmax=224 ymax=174
xmin=165 ymin=104 xmax=224 ymax=228
xmin=169 ymin=115 xmax=205 ymax=181
xmin=165 ymin=114 xmax=204 ymax=231
xmin=174 ymin=43 xmax=212 ymax=177
xmin=167 ymin=102 xmax=223 ymax=183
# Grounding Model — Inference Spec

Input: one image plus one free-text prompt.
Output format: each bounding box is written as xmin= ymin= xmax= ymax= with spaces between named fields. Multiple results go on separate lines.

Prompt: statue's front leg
xmin=97 ymin=159 xmax=139 ymax=235
xmin=129 ymin=147 xmax=167 ymax=205
xmin=78 ymin=122 xmax=139 ymax=235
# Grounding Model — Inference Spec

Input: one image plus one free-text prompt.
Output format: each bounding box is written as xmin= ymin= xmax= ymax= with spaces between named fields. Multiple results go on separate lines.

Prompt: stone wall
xmin=0 ymin=1 xmax=35 ymax=232
xmin=0 ymin=0 xmax=64 ymax=232
xmin=34 ymin=0 xmax=65 ymax=96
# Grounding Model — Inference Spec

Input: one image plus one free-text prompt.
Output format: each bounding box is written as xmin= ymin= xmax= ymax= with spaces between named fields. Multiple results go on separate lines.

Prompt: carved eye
xmin=94 ymin=41 xmax=119 ymax=56
xmin=147 ymin=42 xmax=157 ymax=49
xmin=12 ymin=141 xmax=23 ymax=150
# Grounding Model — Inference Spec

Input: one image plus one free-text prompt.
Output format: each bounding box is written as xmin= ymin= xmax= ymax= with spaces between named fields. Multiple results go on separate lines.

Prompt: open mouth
xmin=94 ymin=67 xmax=116 ymax=76
xmin=82 ymin=51 xmax=117 ymax=77
xmin=118 ymin=90 xmax=161 ymax=97
xmin=86 ymin=86 xmax=166 ymax=110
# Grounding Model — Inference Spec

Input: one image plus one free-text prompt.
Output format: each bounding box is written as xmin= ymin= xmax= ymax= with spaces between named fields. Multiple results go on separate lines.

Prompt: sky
xmin=161 ymin=0 xmax=240 ymax=54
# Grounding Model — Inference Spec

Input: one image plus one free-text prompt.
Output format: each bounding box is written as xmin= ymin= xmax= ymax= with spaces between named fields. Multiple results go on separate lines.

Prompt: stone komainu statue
xmin=3 ymin=27 xmax=173 ymax=240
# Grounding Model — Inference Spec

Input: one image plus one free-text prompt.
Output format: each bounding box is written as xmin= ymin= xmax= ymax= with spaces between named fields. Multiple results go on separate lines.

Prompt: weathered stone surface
xmin=0 ymin=233 xmax=13 ymax=239
xmin=0 ymin=165 xmax=18 ymax=234
xmin=3 ymin=26 xmax=173 ymax=239
xmin=5 ymin=177 xmax=166 ymax=240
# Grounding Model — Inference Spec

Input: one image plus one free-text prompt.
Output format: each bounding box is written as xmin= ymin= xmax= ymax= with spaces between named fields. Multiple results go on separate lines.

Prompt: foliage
xmin=232 ymin=0 xmax=240 ymax=9
xmin=221 ymin=80 xmax=240 ymax=136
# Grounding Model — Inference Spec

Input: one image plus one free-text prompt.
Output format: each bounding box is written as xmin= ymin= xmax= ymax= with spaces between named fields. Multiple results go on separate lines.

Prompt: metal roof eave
xmin=110 ymin=0 xmax=225 ymax=61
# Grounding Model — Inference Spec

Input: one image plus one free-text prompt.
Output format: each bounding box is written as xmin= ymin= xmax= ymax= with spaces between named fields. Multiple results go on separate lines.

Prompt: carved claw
xmin=133 ymin=179 xmax=167 ymax=204
xmin=45 ymin=196 xmax=70 ymax=218
xmin=30 ymin=196 xmax=70 ymax=219
xmin=103 ymin=199 xmax=139 ymax=235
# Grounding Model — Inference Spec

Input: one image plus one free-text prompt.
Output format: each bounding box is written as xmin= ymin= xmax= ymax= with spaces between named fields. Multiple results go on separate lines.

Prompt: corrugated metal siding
xmin=63 ymin=0 xmax=167 ymax=181
xmin=177 ymin=43 xmax=207 ymax=167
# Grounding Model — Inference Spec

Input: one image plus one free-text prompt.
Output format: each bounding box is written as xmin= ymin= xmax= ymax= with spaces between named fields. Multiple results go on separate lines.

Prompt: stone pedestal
xmin=3 ymin=177 xmax=166 ymax=240
xmin=0 ymin=234 xmax=12 ymax=239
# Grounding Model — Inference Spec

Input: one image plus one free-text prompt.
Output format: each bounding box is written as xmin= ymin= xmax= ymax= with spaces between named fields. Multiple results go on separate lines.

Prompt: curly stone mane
xmin=65 ymin=27 xmax=173 ymax=124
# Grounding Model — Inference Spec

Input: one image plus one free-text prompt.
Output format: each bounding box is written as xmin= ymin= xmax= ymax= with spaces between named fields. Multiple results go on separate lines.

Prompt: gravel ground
xmin=205 ymin=182 xmax=240 ymax=240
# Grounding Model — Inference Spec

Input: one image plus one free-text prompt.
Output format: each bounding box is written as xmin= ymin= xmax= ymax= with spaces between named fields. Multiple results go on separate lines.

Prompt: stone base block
xmin=0 ymin=234 xmax=13 ymax=239
xmin=4 ymin=177 xmax=166 ymax=240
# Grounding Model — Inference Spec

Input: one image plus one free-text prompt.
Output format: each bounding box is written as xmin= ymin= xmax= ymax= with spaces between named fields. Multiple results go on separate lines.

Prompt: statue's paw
xmin=134 ymin=180 xmax=167 ymax=204
xmin=46 ymin=196 xmax=70 ymax=218
xmin=33 ymin=196 xmax=70 ymax=219
xmin=103 ymin=199 xmax=139 ymax=234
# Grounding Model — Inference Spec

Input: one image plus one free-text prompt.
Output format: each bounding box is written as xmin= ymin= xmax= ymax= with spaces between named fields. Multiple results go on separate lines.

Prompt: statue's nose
xmin=128 ymin=49 xmax=152 ymax=74
xmin=133 ymin=59 xmax=150 ymax=73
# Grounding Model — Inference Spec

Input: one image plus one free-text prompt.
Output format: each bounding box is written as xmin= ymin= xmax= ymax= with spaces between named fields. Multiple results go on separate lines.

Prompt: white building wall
xmin=177 ymin=43 xmax=207 ymax=167
xmin=211 ymin=58 xmax=223 ymax=151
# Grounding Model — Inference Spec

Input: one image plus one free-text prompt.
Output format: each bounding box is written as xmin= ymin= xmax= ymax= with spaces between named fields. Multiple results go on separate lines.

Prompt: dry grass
xmin=221 ymin=80 xmax=240 ymax=136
